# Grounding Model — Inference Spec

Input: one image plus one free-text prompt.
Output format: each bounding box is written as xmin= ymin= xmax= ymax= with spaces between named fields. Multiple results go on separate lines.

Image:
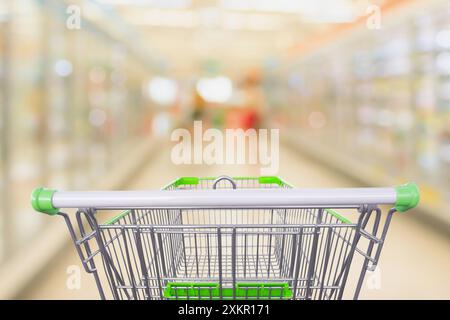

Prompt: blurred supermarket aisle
xmin=21 ymin=143 xmax=450 ymax=300
xmin=1 ymin=0 xmax=450 ymax=300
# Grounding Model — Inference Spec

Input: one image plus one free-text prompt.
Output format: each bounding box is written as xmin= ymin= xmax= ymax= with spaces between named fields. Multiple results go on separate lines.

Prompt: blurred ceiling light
xmin=95 ymin=0 xmax=191 ymax=9
xmin=221 ymin=0 xmax=349 ymax=14
xmin=54 ymin=59 xmax=73 ymax=77
xmin=152 ymin=112 xmax=171 ymax=135
xmin=221 ymin=0 xmax=306 ymax=13
xmin=130 ymin=9 xmax=196 ymax=28
xmin=247 ymin=13 xmax=282 ymax=30
xmin=221 ymin=0 xmax=356 ymax=23
xmin=199 ymin=7 xmax=221 ymax=28
xmin=148 ymin=77 xmax=178 ymax=105
xmin=222 ymin=13 xmax=282 ymax=30
xmin=196 ymin=76 xmax=233 ymax=103
xmin=303 ymin=9 xmax=354 ymax=23
xmin=222 ymin=12 xmax=246 ymax=30
xmin=130 ymin=9 xmax=280 ymax=30
xmin=300 ymin=0 xmax=356 ymax=23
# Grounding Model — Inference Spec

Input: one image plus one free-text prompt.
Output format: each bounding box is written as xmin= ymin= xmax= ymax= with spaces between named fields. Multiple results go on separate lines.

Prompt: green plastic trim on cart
xmin=325 ymin=209 xmax=352 ymax=224
xmin=173 ymin=176 xmax=286 ymax=187
xmin=164 ymin=282 xmax=292 ymax=300
xmin=105 ymin=210 xmax=131 ymax=225
xmin=174 ymin=177 xmax=200 ymax=187
xmin=395 ymin=183 xmax=420 ymax=212
xmin=31 ymin=187 xmax=59 ymax=215
xmin=258 ymin=176 xmax=284 ymax=186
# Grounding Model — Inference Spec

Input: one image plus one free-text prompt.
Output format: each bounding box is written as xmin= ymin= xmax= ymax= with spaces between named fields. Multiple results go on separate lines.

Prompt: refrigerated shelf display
xmin=275 ymin=0 xmax=450 ymax=211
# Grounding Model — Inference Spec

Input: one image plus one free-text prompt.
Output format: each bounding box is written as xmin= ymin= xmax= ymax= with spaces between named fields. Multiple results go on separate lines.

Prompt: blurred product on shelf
xmin=224 ymin=68 xmax=264 ymax=130
xmin=265 ymin=0 xmax=450 ymax=222
xmin=191 ymin=91 xmax=206 ymax=122
xmin=0 ymin=0 xmax=162 ymax=265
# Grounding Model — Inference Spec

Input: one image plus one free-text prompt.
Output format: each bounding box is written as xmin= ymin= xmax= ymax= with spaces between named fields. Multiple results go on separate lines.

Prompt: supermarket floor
xmin=21 ymin=143 xmax=450 ymax=300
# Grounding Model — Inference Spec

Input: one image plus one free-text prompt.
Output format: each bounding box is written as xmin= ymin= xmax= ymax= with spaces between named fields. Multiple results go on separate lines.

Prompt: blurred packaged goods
xmin=0 ymin=0 xmax=163 ymax=265
xmin=266 ymin=0 xmax=450 ymax=222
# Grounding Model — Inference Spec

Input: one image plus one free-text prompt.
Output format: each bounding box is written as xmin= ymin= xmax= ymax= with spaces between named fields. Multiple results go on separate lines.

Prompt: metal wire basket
xmin=31 ymin=176 xmax=419 ymax=300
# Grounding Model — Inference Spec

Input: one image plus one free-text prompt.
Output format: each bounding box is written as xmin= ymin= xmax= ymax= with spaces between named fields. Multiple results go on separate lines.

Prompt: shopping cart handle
xmin=31 ymin=183 xmax=420 ymax=215
xmin=31 ymin=187 xmax=59 ymax=215
xmin=395 ymin=183 xmax=420 ymax=212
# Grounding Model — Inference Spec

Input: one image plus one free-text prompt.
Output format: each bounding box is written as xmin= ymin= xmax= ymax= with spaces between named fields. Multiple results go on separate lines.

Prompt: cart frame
xmin=31 ymin=176 xmax=419 ymax=300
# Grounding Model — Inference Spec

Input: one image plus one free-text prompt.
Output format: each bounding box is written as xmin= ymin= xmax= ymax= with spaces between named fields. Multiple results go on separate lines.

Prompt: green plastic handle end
xmin=31 ymin=187 xmax=59 ymax=215
xmin=395 ymin=183 xmax=420 ymax=212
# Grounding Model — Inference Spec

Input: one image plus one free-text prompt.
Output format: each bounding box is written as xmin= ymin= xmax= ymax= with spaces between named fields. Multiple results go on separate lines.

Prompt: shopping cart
xmin=31 ymin=176 xmax=419 ymax=300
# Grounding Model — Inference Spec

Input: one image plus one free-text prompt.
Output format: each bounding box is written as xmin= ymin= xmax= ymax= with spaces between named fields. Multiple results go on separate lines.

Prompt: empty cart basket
xmin=31 ymin=176 xmax=419 ymax=300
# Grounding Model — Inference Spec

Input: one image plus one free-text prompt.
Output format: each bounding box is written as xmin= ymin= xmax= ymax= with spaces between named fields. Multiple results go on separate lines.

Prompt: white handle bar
xmin=31 ymin=184 xmax=420 ymax=214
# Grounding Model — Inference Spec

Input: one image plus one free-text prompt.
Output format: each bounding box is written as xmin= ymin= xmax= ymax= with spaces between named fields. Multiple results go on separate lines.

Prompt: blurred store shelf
xmin=0 ymin=0 xmax=169 ymax=287
xmin=0 ymin=137 xmax=163 ymax=299
xmin=268 ymin=0 xmax=450 ymax=229
xmin=283 ymin=131 xmax=450 ymax=229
